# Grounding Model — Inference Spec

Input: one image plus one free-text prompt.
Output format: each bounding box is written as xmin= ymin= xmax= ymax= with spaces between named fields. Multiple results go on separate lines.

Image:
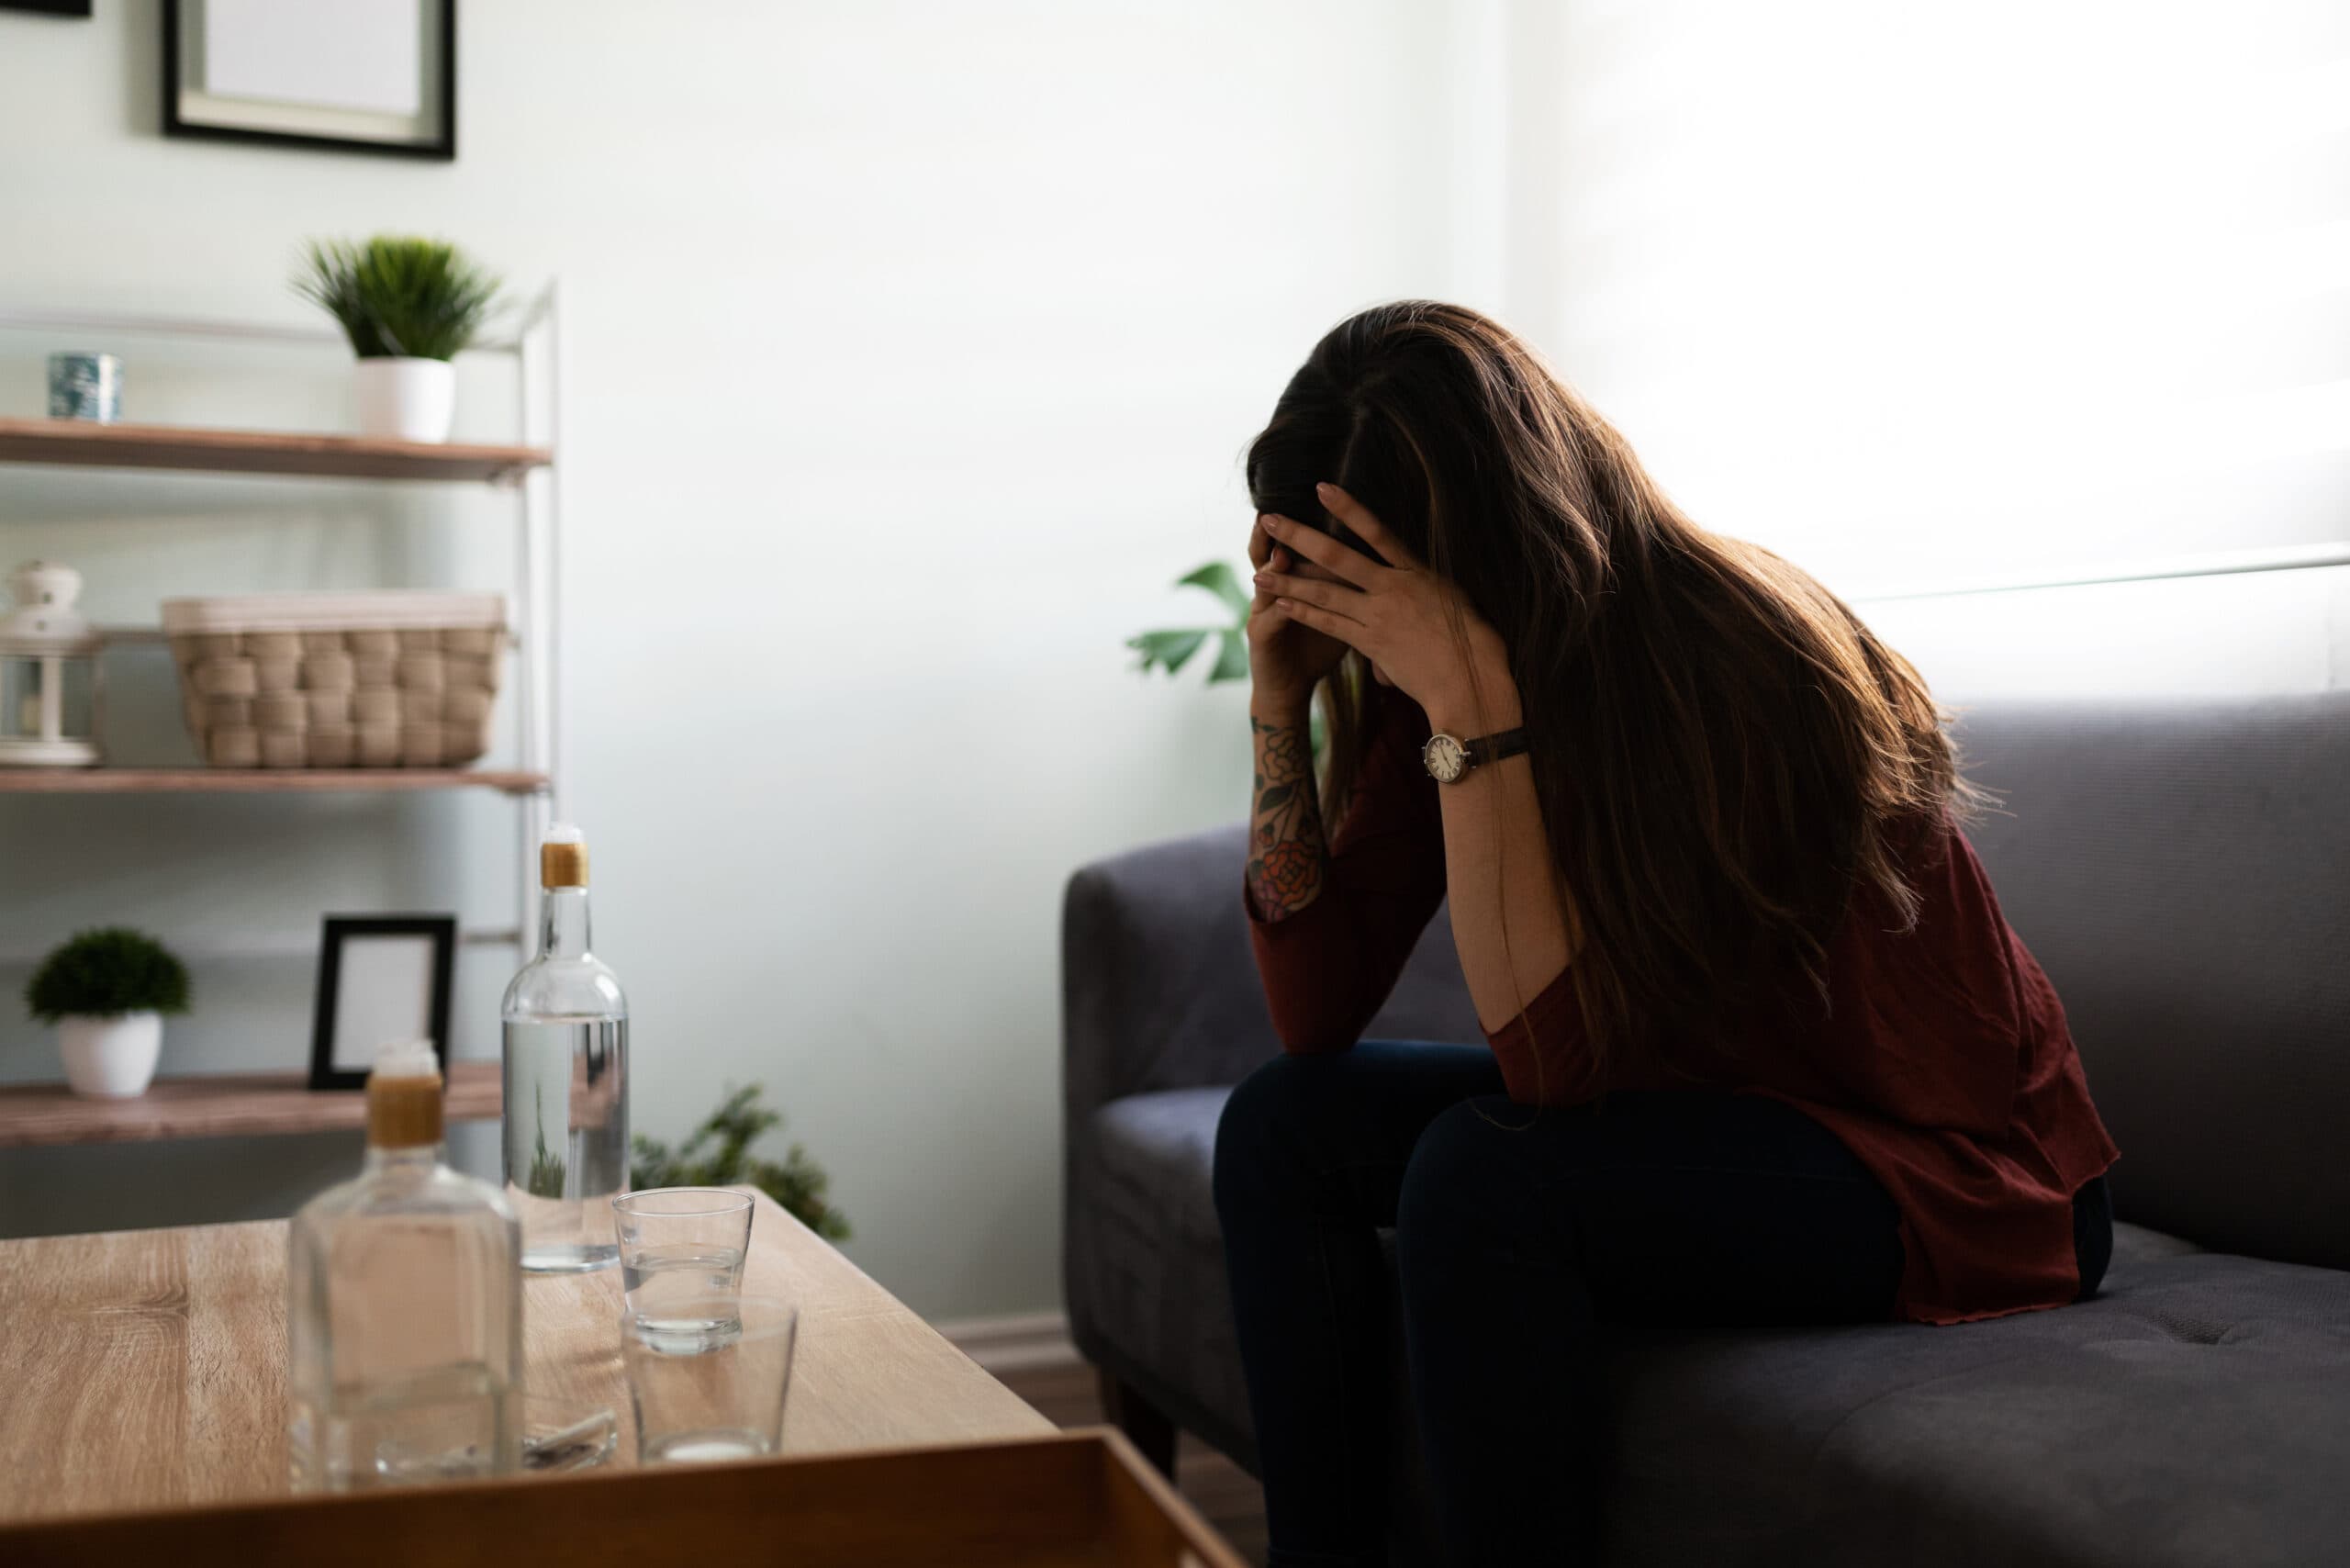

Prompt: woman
xmin=1214 ymin=301 xmax=2119 ymax=1567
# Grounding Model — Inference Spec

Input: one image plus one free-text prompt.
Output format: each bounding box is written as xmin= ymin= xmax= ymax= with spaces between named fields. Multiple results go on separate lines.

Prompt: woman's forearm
xmin=1423 ymin=675 xmax=1579 ymax=1033
xmin=1246 ymin=700 xmax=1327 ymax=921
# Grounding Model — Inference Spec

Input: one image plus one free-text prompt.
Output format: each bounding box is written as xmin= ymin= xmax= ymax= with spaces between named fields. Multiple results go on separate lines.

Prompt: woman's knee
xmin=1214 ymin=1045 xmax=1511 ymax=1225
xmin=1213 ymin=1052 xmax=1325 ymax=1216
xmin=1396 ymin=1097 xmax=1539 ymax=1249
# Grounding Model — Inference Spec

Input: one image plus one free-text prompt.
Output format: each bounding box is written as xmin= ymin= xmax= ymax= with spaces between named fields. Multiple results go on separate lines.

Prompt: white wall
xmin=1485 ymin=0 xmax=2350 ymax=698
xmin=0 ymin=1 xmax=1466 ymax=1316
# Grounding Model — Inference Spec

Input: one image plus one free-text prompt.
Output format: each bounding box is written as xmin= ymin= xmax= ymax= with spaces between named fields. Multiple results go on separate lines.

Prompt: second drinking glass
xmin=612 ymin=1188 xmax=755 ymax=1352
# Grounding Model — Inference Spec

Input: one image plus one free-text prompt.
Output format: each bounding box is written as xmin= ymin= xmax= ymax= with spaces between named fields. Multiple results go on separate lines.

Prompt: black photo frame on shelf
xmin=163 ymin=0 xmax=457 ymax=162
xmin=308 ymin=915 xmax=457 ymax=1092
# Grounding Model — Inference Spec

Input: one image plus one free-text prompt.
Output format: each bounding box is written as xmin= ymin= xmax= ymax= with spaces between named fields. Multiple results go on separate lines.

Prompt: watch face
xmin=1423 ymin=733 xmax=1467 ymax=784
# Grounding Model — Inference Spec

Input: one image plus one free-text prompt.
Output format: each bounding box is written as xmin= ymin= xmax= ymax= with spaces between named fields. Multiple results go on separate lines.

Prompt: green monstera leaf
xmin=1129 ymin=561 xmax=1250 ymax=684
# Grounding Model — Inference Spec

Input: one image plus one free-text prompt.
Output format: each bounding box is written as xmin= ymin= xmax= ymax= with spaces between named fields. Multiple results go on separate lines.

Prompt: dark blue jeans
xmin=1213 ymin=1041 xmax=2112 ymax=1568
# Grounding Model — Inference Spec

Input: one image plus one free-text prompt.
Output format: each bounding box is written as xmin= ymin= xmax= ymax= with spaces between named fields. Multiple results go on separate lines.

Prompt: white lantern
xmin=0 ymin=561 xmax=104 ymax=768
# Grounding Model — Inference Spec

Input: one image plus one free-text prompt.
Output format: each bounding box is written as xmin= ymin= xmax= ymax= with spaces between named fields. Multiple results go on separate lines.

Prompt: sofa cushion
xmin=1605 ymin=1226 xmax=2350 ymax=1567
xmin=1078 ymin=1087 xmax=2350 ymax=1567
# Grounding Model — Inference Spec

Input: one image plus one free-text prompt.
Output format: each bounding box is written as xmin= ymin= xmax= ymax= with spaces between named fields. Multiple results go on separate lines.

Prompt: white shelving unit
xmin=0 ymin=291 xmax=564 ymax=983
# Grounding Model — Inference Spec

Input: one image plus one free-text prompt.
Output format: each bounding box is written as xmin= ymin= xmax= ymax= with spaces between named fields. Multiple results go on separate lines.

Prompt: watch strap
xmin=1461 ymin=726 xmax=1530 ymax=769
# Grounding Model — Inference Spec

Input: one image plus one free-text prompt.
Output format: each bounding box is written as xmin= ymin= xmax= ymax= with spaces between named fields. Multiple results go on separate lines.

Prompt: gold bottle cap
xmin=542 ymin=822 xmax=588 ymax=889
xmin=366 ymin=1041 xmax=445 ymax=1149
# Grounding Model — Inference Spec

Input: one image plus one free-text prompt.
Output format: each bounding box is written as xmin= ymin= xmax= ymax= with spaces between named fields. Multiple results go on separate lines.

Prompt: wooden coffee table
xmin=0 ymin=1190 xmax=1052 ymax=1524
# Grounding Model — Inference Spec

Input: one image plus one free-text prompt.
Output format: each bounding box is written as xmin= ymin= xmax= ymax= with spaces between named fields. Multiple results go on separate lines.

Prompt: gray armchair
xmin=1063 ymin=696 xmax=2350 ymax=1566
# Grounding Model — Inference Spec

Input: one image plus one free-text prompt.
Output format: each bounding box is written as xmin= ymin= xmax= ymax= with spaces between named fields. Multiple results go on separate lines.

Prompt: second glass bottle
xmin=501 ymin=821 xmax=630 ymax=1271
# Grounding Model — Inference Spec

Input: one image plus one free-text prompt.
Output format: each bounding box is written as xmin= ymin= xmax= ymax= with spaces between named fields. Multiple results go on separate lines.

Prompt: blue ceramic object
xmin=47 ymin=353 xmax=121 ymax=423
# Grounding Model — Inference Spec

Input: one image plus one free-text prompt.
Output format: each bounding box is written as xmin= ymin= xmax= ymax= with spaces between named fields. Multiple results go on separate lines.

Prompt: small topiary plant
xmin=295 ymin=235 xmax=502 ymax=362
xmin=26 ymin=928 xmax=191 ymax=1024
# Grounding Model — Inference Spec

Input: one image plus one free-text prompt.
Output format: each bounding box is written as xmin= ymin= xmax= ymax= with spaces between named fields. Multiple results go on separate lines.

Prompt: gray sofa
xmin=1063 ymin=695 xmax=2350 ymax=1567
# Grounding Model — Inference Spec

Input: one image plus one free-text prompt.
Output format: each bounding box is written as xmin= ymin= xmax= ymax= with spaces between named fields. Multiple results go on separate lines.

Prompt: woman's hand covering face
xmin=1252 ymin=483 xmax=1512 ymax=727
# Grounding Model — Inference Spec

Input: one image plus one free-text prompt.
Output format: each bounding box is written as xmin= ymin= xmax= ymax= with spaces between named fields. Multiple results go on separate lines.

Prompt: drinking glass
xmin=623 ymin=1294 xmax=799 ymax=1464
xmin=612 ymin=1188 xmax=754 ymax=1352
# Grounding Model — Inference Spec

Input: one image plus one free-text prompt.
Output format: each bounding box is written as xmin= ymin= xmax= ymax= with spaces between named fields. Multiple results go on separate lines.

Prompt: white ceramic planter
xmin=352 ymin=357 xmax=457 ymax=443
xmin=58 ymin=1011 xmax=164 ymax=1099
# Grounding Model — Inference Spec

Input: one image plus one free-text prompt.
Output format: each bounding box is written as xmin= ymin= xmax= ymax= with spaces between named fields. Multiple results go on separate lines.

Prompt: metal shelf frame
xmin=0 ymin=287 xmax=565 ymax=964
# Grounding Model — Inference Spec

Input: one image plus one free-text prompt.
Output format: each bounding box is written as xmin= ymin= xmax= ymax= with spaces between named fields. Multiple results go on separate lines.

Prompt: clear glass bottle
xmin=500 ymin=821 xmax=630 ymax=1272
xmin=287 ymin=1042 xmax=522 ymax=1492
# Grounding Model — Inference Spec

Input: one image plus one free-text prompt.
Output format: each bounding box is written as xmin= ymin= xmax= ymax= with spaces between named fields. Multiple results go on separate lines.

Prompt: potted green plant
xmin=294 ymin=235 xmax=501 ymax=444
xmin=1133 ymin=561 xmax=1331 ymax=755
xmin=1128 ymin=562 xmax=1251 ymax=685
xmin=632 ymin=1084 xmax=850 ymax=1242
xmin=26 ymin=927 xmax=191 ymax=1099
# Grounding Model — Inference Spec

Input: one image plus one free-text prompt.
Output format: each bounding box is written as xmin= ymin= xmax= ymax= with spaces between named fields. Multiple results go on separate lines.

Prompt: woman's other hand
xmin=1253 ymin=484 xmax=1517 ymax=734
xmin=1246 ymin=511 xmax=1351 ymax=715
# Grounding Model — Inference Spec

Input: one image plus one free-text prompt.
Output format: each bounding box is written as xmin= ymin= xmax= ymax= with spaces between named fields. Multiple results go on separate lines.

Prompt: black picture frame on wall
xmin=163 ymin=0 xmax=457 ymax=162
xmin=0 ymin=3 xmax=95 ymax=17
xmin=308 ymin=915 xmax=458 ymax=1092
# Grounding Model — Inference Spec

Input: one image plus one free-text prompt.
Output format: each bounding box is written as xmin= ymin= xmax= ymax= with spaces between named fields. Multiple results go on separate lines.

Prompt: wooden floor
xmin=996 ymin=1360 xmax=1270 ymax=1566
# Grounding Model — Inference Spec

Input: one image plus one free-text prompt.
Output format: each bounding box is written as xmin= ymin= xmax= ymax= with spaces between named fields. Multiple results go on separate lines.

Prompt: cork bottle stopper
xmin=541 ymin=821 xmax=588 ymax=889
xmin=367 ymin=1041 xmax=445 ymax=1149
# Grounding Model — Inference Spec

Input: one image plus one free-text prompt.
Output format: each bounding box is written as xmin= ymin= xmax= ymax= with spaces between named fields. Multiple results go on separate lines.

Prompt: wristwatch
xmin=1422 ymin=726 xmax=1530 ymax=784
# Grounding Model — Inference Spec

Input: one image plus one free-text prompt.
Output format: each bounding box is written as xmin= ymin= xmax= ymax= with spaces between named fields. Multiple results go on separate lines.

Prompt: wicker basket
xmin=160 ymin=591 xmax=508 ymax=769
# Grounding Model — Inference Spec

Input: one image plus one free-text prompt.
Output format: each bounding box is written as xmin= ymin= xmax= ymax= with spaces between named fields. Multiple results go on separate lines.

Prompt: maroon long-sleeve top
xmin=1247 ymin=692 xmax=2120 ymax=1325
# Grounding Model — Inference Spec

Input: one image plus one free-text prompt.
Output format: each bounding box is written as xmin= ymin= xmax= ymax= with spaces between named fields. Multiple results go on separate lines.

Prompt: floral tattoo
xmin=1247 ymin=716 xmax=1326 ymax=920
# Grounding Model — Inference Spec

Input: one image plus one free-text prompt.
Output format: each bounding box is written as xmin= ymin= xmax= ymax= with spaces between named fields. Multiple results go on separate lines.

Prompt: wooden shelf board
xmin=0 ymin=417 xmax=551 ymax=484
xmin=0 ymin=767 xmax=548 ymax=796
xmin=0 ymin=1060 xmax=499 ymax=1149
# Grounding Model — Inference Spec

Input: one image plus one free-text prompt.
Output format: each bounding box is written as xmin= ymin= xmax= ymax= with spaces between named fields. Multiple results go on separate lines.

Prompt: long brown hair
xmin=1247 ymin=301 xmax=1972 ymax=1068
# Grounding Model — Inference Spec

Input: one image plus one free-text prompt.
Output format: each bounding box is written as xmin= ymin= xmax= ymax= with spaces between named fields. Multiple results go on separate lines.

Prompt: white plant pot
xmin=58 ymin=1011 xmax=164 ymax=1099
xmin=352 ymin=357 xmax=457 ymax=443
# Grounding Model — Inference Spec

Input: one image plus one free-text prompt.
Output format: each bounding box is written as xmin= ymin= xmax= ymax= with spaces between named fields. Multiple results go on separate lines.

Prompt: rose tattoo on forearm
xmin=1247 ymin=716 xmax=1326 ymax=919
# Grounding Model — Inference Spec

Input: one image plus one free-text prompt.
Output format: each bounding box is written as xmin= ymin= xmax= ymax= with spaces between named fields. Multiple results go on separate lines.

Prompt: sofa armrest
xmin=1061 ymin=824 xmax=1282 ymax=1126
